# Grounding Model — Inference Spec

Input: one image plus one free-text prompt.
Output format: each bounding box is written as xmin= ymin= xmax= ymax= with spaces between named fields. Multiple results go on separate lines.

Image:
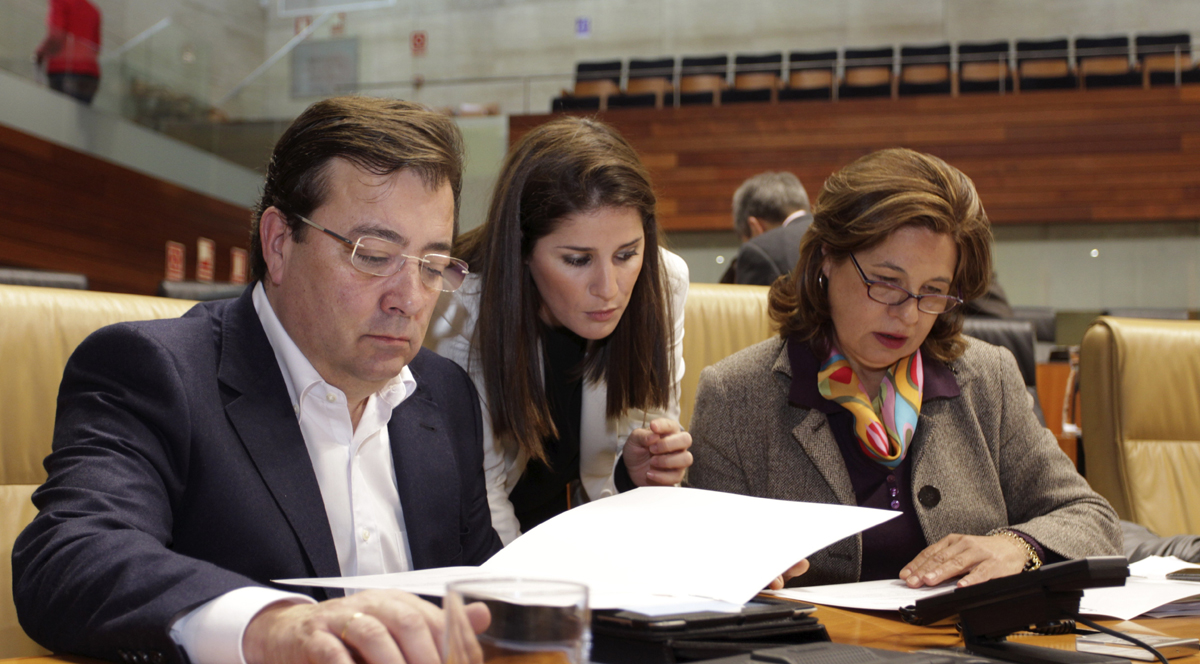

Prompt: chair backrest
xmin=962 ymin=318 xmax=1038 ymax=388
xmin=1075 ymin=36 xmax=1132 ymax=75
xmin=1136 ymin=33 xmax=1195 ymax=73
xmin=899 ymin=44 xmax=951 ymax=84
xmin=1011 ymin=305 xmax=1057 ymax=343
xmin=0 ymin=284 xmax=196 ymax=657
xmin=1104 ymin=307 xmax=1191 ymax=320
xmin=679 ymin=54 xmax=728 ymax=97
xmin=679 ymin=283 xmax=773 ymax=428
xmin=958 ymin=40 xmax=1011 ymax=82
xmin=733 ymin=52 xmax=782 ymax=89
xmin=0 ymin=268 xmax=88 ymax=290
xmin=787 ymin=50 xmax=837 ymax=89
xmin=158 ymin=280 xmax=246 ymax=301
xmin=1016 ymin=38 xmax=1071 ymax=77
xmin=681 ymin=54 xmax=728 ymax=78
xmin=843 ymin=47 xmax=894 ymax=86
xmin=1080 ymin=317 xmax=1200 ymax=537
xmin=628 ymin=57 xmax=674 ymax=84
xmin=1136 ymin=33 xmax=1192 ymax=58
xmin=575 ymin=59 xmax=622 ymax=84
xmin=573 ymin=60 xmax=622 ymax=98
xmin=962 ymin=317 xmax=1044 ymax=426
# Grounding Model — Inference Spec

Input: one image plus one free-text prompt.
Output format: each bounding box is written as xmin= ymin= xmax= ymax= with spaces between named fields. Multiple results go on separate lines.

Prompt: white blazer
xmin=429 ymin=248 xmax=689 ymax=545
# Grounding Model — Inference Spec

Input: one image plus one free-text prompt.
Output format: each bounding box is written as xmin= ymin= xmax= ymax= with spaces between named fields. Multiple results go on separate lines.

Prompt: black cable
xmin=1075 ymin=615 xmax=1169 ymax=664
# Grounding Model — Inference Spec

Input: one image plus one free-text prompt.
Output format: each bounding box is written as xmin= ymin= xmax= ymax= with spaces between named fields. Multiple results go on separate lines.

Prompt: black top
xmin=509 ymin=325 xmax=587 ymax=534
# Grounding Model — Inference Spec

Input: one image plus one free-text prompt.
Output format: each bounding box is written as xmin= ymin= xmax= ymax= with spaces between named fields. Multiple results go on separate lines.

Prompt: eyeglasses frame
xmin=292 ymin=213 xmax=469 ymax=292
xmin=847 ymin=253 xmax=963 ymax=315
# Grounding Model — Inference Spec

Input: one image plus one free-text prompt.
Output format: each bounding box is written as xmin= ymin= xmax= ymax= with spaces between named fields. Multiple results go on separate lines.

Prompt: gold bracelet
xmin=987 ymin=528 xmax=1043 ymax=572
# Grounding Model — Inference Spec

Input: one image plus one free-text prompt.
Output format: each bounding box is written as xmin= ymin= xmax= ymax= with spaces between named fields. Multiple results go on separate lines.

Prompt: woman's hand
xmin=768 ymin=559 xmax=811 ymax=590
xmin=900 ymin=533 xmax=1029 ymax=588
xmin=623 ymin=418 xmax=693 ymax=486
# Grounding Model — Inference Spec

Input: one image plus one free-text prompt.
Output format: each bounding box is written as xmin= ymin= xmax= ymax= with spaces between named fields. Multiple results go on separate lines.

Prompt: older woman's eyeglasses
xmin=848 ymin=254 xmax=962 ymax=315
xmin=295 ymin=214 xmax=469 ymax=292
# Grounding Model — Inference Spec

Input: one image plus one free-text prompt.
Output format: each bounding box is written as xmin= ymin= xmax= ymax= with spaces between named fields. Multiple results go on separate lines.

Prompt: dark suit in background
xmin=733 ymin=213 xmax=812 ymax=286
xmin=13 ymin=289 xmax=501 ymax=662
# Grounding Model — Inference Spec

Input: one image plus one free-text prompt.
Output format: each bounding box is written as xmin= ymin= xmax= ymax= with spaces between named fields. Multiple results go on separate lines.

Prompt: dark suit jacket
xmin=13 ymin=288 xmax=502 ymax=663
xmin=733 ymin=215 xmax=812 ymax=286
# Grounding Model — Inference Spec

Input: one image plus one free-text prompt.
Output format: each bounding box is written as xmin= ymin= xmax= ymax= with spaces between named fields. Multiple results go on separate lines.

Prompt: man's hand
xmin=768 ymin=559 xmax=811 ymax=590
xmin=622 ymin=418 xmax=693 ymax=486
xmin=243 ymin=590 xmax=491 ymax=664
xmin=900 ymin=533 xmax=1029 ymax=588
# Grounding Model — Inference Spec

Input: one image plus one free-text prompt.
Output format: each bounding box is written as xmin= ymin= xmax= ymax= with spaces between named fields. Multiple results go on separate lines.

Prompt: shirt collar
xmin=781 ymin=210 xmax=808 ymax=227
xmin=785 ymin=335 xmax=959 ymax=413
xmin=252 ymin=282 xmax=416 ymax=417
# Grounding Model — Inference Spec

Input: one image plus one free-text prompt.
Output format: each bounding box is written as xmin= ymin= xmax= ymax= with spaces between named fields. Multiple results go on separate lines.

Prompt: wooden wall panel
xmin=511 ymin=87 xmax=1200 ymax=231
xmin=0 ymin=123 xmax=252 ymax=295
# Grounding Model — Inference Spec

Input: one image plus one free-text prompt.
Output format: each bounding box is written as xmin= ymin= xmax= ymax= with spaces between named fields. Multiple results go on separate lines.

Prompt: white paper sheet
xmin=763 ymin=556 xmax=1200 ymax=620
xmin=764 ymin=578 xmax=956 ymax=611
xmin=276 ymin=486 xmax=898 ymax=609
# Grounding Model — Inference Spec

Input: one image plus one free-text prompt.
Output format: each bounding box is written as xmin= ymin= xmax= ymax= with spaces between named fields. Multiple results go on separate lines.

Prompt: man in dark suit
xmin=13 ymin=97 xmax=502 ymax=664
xmin=719 ymin=171 xmax=813 ymax=286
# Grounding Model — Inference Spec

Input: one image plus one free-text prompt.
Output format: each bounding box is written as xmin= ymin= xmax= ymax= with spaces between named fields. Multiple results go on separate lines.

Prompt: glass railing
xmin=0 ymin=3 xmax=568 ymax=173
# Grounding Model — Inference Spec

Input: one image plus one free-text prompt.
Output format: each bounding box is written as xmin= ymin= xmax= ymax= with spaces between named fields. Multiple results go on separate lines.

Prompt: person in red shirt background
xmin=35 ymin=0 xmax=102 ymax=104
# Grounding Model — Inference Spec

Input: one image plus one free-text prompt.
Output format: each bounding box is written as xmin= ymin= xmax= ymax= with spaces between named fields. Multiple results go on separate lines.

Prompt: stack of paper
xmin=278 ymin=486 xmax=899 ymax=612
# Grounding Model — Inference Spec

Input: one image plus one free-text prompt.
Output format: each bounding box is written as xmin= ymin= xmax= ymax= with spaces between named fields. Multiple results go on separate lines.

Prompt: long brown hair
xmin=769 ymin=148 xmax=992 ymax=363
xmin=456 ymin=117 xmax=673 ymax=462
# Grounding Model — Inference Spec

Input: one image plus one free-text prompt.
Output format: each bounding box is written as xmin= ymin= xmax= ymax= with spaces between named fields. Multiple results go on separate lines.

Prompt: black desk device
xmin=899 ymin=556 xmax=1131 ymax=664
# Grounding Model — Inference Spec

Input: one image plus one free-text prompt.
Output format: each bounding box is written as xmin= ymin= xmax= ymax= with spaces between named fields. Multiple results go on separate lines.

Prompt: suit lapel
xmin=217 ymin=290 xmax=343 ymax=586
xmin=770 ymin=343 xmax=856 ymax=506
xmin=388 ymin=383 xmax=460 ymax=570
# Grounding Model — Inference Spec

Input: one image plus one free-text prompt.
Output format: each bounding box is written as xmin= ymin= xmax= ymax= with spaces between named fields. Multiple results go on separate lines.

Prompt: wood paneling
xmin=0 ymin=123 xmax=252 ymax=294
xmin=511 ymin=87 xmax=1200 ymax=231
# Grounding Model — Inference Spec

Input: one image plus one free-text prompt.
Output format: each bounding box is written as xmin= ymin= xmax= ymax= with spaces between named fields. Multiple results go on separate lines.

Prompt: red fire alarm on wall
xmin=411 ymin=30 xmax=426 ymax=56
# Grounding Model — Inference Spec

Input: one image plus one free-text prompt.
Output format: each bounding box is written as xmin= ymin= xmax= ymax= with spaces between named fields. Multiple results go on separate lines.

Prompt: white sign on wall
xmin=278 ymin=0 xmax=396 ymax=18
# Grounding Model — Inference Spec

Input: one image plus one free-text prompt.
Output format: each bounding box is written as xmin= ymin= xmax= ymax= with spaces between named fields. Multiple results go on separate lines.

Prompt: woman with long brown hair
xmin=430 ymin=117 xmax=692 ymax=544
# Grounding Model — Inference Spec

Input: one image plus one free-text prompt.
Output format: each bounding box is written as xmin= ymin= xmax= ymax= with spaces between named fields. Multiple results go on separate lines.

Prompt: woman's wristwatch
xmin=987 ymin=527 xmax=1044 ymax=572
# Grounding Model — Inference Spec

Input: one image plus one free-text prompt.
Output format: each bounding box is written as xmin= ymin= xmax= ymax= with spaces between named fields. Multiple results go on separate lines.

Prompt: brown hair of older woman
xmin=768 ymin=148 xmax=993 ymax=363
xmin=455 ymin=117 xmax=673 ymax=463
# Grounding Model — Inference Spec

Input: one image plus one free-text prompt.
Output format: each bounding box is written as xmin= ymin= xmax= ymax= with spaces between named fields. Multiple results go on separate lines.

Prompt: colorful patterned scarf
xmin=817 ymin=345 xmax=924 ymax=468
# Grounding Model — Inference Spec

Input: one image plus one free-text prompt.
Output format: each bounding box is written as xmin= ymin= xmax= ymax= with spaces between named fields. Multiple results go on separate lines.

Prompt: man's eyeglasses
xmin=295 ymin=214 xmax=469 ymax=293
xmin=848 ymin=253 xmax=962 ymax=315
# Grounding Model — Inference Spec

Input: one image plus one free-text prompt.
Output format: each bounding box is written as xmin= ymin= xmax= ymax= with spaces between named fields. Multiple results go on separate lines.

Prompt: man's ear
xmin=259 ymin=207 xmax=290 ymax=287
xmin=747 ymin=216 xmax=767 ymax=239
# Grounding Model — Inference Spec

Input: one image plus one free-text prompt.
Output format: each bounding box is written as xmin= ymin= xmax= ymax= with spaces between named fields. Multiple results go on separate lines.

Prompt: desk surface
xmin=4 ymin=605 xmax=1199 ymax=664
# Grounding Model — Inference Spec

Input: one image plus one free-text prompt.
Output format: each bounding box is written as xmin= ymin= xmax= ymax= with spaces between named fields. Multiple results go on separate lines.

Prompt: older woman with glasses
xmin=688 ymin=148 xmax=1120 ymax=588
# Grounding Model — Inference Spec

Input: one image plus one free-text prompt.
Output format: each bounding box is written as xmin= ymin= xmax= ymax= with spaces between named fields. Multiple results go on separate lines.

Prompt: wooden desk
xmin=814 ymin=603 xmax=1200 ymax=661
xmin=4 ymin=608 xmax=1199 ymax=664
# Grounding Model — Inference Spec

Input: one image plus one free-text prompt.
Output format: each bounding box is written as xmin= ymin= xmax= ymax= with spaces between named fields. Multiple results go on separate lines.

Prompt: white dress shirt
xmin=170 ymin=283 xmax=417 ymax=664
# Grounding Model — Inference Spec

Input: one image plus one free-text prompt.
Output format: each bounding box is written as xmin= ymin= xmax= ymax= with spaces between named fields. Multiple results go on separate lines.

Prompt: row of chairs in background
xmin=554 ymin=32 xmax=1198 ymax=111
xmin=0 ymin=266 xmax=243 ymax=301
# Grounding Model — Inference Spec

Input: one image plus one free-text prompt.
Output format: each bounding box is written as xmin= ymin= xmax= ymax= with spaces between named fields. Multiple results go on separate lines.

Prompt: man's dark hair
xmin=249 ymin=96 xmax=464 ymax=282
xmin=732 ymin=171 xmax=810 ymax=238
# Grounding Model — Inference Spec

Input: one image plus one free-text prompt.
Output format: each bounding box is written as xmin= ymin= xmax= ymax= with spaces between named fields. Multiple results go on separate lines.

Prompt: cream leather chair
xmin=679 ymin=283 xmax=773 ymax=428
xmin=0 ymin=285 xmax=195 ymax=657
xmin=1080 ymin=316 xmax=1200 ymax=538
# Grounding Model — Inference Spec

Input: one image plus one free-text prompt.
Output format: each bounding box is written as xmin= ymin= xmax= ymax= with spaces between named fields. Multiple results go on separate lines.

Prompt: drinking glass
xmin=443 ymin=578 xmax=590 ymax=664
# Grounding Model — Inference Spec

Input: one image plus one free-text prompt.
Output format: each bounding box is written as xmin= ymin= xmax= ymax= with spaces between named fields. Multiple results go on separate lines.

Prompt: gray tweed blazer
xmin=687 ymin=336 xmax=1121 ymax=586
